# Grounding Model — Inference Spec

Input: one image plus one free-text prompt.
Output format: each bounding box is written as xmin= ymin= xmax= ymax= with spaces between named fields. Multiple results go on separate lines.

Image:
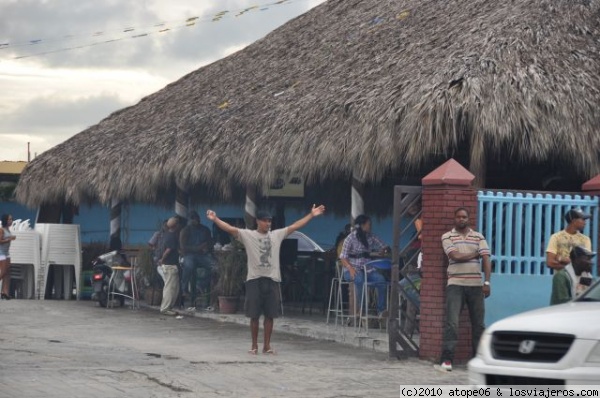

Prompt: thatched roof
xmin=16 ymin=0 xmax=600 ymax=207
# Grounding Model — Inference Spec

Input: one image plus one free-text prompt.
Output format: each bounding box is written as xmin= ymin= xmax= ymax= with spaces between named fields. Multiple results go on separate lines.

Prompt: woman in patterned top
xmin=339 ymin=215 xmax=390 ymax=317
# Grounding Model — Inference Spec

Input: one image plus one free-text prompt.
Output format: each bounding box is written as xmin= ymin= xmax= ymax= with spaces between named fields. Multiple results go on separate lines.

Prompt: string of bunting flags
xmin=0 ymin=0 xmax=306 ymax=61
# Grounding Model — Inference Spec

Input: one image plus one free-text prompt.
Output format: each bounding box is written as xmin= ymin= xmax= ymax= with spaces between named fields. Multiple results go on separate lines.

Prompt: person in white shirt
xmin=207 ymin=205 xmax=325 ymax=355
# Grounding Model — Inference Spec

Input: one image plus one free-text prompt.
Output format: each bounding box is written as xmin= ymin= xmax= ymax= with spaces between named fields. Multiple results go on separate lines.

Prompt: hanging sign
xmin=263 ymin=174 xmax=304 ymax=198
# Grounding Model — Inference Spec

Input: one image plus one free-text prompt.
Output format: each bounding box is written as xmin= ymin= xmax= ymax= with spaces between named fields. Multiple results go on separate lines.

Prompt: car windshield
xmin=576 ymin=279 xmax=600 ymax=302
xmin=287 ymin=231 xmax=324 ymax=252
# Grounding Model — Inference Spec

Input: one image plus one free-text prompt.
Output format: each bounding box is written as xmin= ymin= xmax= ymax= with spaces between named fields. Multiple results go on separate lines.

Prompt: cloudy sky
xmin=0 ymin=0 xmax=326 ymax=161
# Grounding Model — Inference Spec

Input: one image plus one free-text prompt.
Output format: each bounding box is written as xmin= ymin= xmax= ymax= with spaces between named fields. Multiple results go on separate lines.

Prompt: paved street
xmin=0 ymin=300 xmax=467 ymax=397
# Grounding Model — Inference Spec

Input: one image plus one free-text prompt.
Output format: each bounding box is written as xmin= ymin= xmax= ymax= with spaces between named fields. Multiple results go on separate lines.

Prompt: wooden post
xmin=244 ymin=186 xmax=258 ymax=229
xmin=175 ymin=182 xmax=189 ymax=226
xmin=469 ymin=133 xmax=486 ymax=188
xmin=110 ymin=199 xmax=121 ymax=244
xmin=351 ymin=175 xmax=365 ymax=220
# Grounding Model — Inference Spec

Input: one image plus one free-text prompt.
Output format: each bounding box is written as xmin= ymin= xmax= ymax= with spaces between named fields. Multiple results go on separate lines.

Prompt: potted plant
xmin=136 ymin=246 xmax=163 ymax=306
xmin=215 ymin=241 xmax=247 ymax=313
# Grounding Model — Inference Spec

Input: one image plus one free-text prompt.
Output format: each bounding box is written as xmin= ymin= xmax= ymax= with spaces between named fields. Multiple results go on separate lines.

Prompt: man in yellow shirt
xmin=546 ymin=209 xmax=592 ymax=270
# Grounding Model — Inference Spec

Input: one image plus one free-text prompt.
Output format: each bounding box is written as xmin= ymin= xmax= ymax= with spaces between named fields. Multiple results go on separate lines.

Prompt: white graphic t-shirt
xmin=237 ymin=228 xmax=288 ymax=282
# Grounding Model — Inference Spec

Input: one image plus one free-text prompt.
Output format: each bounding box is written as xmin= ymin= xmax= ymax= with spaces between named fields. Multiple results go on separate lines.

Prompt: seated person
xmin=339 ymin=215 xmax=390 ymax=318
xmin=399 ymin=268 xmax=421 ymax=335
xmin=550 ymin=245 xmax=595 ymax=305
xmin=399 ymin=272 xmax=421 ymax=308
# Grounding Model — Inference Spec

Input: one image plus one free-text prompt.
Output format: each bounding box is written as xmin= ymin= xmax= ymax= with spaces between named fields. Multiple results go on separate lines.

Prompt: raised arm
xmin=206 ymin=210 xmax=239 ymax=238
xmin=286 ymin=204 xmax=326 ymax=235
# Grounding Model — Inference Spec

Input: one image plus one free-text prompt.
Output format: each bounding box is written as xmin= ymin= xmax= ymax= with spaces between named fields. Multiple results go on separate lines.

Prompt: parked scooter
xmin=91 ymin=251 xmax=131 ymax=307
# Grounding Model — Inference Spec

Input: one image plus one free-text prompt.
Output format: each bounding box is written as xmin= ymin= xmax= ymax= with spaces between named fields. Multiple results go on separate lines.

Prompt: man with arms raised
xmin=206 ymin=205 xmax=325 ymax=354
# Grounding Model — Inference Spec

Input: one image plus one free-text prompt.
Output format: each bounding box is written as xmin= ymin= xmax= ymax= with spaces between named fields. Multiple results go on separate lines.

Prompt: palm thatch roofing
xmin=16 ymin=0 xmax=600 ymax=207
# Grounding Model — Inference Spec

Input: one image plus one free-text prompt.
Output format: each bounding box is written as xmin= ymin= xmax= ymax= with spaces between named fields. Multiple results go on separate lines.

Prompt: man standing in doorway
xmin=206 ymin=204 xmax=325 ymax=355
xmin=436 ymin=207 xmax=491 ymax=372
xmin=179 ymin=210 xmax=215 ymax=309
xmin=148 ymin=219 xmax=168 ymax=283
xmin=546 ymin=209 xmax=592 ymax=270
xmin=159 ymin=217 xmax=180 ymax=316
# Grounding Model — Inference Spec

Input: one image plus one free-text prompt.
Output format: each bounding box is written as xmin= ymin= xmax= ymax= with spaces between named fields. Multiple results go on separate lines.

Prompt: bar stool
xmin=326 ymin=261 xmax=355 ymax=327
xmin=326 ymin=261 xmax=340 ymax=324
xmin=107 ymin=264 xmax=138 ymax=309
xmin=357 ymin=259 xmax=391 ymax=336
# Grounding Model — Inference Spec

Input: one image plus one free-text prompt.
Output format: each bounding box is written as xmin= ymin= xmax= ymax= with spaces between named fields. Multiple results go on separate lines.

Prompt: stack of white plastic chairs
xmin=2 ymin=219 xmax=41 ymax=299
xmin=34 ymin=223 xmax=82 ymax=300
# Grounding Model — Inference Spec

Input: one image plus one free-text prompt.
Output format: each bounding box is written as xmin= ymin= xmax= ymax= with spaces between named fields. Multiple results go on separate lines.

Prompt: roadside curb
xmin=141 ymin=302 xmax=391 ymax=354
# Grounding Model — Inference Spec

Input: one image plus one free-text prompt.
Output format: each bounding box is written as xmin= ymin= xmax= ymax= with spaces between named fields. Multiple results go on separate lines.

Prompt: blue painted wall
xmin=484 ymin=274 xmax=553 ymax=326
xmin=2 ymin=197 xmax=573 ymax=328
xmin=69 ymin=203 xmax=398 ymax=249
xmin=2 ymin=201 xmax=399 ymax=249
xmin=0 ymin=202 xmax=36 ymax=226
xmin=281 ymin=208 xmax=395 ymax=250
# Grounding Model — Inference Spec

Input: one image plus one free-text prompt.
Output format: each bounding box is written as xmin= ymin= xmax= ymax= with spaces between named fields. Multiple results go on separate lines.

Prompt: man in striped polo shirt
xmin=436 ymin=207 xmax=491 ymax=372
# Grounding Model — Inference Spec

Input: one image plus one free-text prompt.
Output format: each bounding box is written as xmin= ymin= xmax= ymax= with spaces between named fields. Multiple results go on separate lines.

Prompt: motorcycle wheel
xmin=98 ymin=292 xmax=108 ymax=308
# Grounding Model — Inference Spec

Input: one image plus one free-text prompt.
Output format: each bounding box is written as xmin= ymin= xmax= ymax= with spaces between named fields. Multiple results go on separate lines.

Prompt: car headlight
xmin=476 ymin=331 xmax=491 ymax=357
xmin=585 ymin=341 xmax=600 ymax=363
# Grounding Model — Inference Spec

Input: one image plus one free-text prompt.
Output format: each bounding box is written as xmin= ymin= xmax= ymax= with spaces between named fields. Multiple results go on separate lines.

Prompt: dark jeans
xmin=180 ymin=254 xmax=216 ymax=302
xmin=441 ymin=285 xmax=485 ymax=363
xmin=342 ymin=268 xmax=387 ymax=314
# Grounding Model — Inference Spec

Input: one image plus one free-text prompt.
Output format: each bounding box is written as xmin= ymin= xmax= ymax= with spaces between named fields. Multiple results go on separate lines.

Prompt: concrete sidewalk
xmin=0 ymin=300 xmax=467 ymax=397
xmin=147 ymin=303 xmax=415 ymax=356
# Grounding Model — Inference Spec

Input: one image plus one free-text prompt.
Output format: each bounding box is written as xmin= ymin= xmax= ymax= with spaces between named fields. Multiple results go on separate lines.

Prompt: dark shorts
xmin=245 ymin=277 xmax=281 ymax=319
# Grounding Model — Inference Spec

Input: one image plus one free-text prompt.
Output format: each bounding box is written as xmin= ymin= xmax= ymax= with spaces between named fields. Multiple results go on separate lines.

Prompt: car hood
xmin=488 ymin=302 xmax=600 ymax=340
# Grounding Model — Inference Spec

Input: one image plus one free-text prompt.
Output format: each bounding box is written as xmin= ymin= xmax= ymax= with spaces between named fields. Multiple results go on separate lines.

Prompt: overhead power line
xmin=0 ymin=0 xmax=311 ymax=61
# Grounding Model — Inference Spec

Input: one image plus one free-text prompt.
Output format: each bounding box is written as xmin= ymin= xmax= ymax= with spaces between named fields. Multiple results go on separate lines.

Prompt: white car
xmin=468 ymin=279 xmax=600 ymax=386
xmin=287 ymin=231 xmax=325 ymax=253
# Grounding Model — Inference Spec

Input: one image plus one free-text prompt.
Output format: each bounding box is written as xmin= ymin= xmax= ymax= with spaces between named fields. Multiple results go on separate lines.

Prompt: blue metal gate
xmin=477 ymin=191 xmax=598 ymax=325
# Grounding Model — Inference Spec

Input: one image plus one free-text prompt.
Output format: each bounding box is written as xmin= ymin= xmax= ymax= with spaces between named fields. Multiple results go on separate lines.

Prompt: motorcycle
xmin=91 ymin=250 xmax=132 ymax=307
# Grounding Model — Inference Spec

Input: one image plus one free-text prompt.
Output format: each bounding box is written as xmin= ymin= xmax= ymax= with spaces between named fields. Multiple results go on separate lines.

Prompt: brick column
xmin=582 ymin=175 xmax=600 ymax=274
xmin=419 ymin=159 xmax=478 ymax=364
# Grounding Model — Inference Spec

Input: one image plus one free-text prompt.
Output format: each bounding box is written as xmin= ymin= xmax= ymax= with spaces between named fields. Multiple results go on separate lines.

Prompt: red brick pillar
xmin=582 ymin=175 xmax=600 ymax=274
xmin=419 ymin=159 xmax=478 ymax=364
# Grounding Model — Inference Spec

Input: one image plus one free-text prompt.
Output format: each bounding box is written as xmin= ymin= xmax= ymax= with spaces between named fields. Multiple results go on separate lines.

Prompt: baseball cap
xmin=565 ymin=209 xmax=591 ymax=223
xmin=256 ymin=210 xmax=273 ymax=221
xmin=189 ymin=210 xmax=200 ymax=220
xmin=570 ymin=245 xmax=596 ymax=258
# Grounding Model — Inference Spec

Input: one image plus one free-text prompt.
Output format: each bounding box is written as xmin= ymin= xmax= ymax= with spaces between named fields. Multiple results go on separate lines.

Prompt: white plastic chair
xmin=9 ymin=230 xmax=42 ymax=299
xmin=35 ymin=224 xmax=82 ymax=300
xmin=107 ymin=265 xmax=139 ymax=309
